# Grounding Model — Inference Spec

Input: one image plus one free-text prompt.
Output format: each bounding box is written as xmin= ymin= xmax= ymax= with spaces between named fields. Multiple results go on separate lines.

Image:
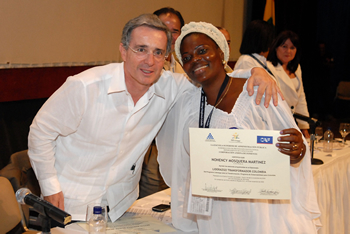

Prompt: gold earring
xmin=222 ymin=60 xmax=226 ymax=65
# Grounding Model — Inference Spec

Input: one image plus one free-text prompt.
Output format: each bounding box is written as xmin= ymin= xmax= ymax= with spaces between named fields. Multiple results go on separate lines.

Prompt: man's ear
xmin=119 ymin=43 xmax=127 ymax=61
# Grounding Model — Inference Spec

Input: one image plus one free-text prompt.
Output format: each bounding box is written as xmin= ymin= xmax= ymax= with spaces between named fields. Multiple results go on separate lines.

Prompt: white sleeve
xmin=156 ymin=92 xmax=199 ymax=232
xmin=169 ymin=72 xmax=193 ymax=90
xmin=229 ymin=68 xmax=252 ymax=79
xmin=28 ymin=77 xmax=85 ymax=196
xmin=234 ymin=55 xmax=260 ymax=70
xmin=234 ymin=83 xmax=320 ymax=221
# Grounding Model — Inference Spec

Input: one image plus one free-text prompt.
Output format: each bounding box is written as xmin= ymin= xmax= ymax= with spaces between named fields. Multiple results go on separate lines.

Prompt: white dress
xmin=157 ymin=77 xmax=321 ymax=233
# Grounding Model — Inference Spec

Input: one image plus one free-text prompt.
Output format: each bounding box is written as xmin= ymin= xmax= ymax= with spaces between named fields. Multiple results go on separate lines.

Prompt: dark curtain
xmin=0 ymin=99 xmax=47 ymax=169
xmin=249 ymin=0 xmax=350 ymax=120
xmin=0 ymin=66 xmax=92 ymax=169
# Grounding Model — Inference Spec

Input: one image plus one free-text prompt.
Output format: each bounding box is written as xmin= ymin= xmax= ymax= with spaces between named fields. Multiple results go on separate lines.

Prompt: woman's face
xmin=276 ymin=38 xmax=297 ymax=65
xmin=180 ymin=33 xmax=224 ymax=85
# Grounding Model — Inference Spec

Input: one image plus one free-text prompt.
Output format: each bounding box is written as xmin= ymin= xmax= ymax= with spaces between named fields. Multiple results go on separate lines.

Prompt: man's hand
xmin=44 ymin=191 xmax=65 ymax=210
xmin=246 ymin=67 xmax=284 ymax=107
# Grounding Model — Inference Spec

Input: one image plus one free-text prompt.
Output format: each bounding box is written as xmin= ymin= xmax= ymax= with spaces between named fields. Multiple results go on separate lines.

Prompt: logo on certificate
xmin=257 ymin=136 xmax=273 ymax=144
xmin=230 ymin=132 xmax=241 ymax=143
xmin=232 ymin=132 xmax=239 ymax=140
xmin=205 ymin=133 xmax=215 ymax=142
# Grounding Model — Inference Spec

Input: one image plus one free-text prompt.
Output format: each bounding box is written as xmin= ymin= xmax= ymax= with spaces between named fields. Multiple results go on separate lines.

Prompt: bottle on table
xmin=323 ymin=128 xmax=334 ymax=152
xmin=88 ymin=206 xmax=106 ymax=234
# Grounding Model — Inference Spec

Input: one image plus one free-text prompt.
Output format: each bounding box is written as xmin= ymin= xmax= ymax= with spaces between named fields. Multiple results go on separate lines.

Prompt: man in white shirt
xmin=28 ymin=13 xmax=280 ymax=222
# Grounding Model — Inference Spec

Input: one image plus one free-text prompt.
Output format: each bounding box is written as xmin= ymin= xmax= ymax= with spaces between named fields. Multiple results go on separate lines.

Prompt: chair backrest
xmin=5 ymin=150 xmax=41 ymax=196
xmin=0 ymin=176 xmax=24 ymax=233
xmin=0 ymin=150 xmax=41 ymax=229
xmin=336 ymin=81 xmax=350 ymax=100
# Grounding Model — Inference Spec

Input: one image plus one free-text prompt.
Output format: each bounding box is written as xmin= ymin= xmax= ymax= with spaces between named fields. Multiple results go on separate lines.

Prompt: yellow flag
xmin=264 ymin=0 xmax=275 ymax=25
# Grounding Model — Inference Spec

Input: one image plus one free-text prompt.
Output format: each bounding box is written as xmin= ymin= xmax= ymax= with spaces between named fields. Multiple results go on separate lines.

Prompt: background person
xmin=216 ymin=26 xmax=233 ymax=73
xmin=157 ymin=21 xmax=320 ymax=233
xmin=267 ymin=30 xmax=310 ymax=138
xmin=216 ymin=26 xmax=231 ymax=51
xmin=234 ymin=20 xmax=274 ymax=72
xmin=153 ymin=7 xmax=185 ymax=73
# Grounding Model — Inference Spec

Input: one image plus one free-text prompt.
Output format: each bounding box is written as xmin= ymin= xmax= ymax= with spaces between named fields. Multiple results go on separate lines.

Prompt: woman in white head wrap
xmin=157 ymin=22 xmax=320 ymax=233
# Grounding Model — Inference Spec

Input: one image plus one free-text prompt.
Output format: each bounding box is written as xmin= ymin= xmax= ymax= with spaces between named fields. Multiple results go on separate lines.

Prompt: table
xmin=312 ymin=142 xmax=350 ymax=234
xmin=62 ymin=189 xmax=196 ymax=234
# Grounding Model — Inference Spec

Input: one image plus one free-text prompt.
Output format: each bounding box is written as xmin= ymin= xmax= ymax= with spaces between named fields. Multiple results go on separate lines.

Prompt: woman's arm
xmin=294 ymin=66 xmax=311 ymax=130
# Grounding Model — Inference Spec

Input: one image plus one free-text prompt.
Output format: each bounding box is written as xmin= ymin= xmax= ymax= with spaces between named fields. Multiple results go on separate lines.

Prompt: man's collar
xmin=153 ymin=77 xmax=165 ymax=99
xmin=108 ymin=63 xmax=127 ymax=94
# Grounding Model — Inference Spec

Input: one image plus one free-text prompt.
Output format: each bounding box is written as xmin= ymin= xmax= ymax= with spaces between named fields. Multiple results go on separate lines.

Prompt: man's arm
xmin=44 ymin=191 xmax=65 ymax=210
xmin=28 ymin=77 xmax=85 ymax=205
xmin=230 ymin=67 xmax=284 ymax=107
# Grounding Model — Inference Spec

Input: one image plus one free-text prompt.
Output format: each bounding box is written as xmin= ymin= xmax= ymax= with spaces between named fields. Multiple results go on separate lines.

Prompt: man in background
xmin=217 ymin=26 xmax=231 ymax=51
xmin=217 ymin=26 xmax=233 ymax=73
xmin=154 ymin=7 xmax=185 ymax=73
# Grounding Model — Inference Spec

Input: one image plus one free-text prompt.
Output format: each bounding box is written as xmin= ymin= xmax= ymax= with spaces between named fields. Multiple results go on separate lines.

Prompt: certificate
xmin=189 ymin=128 xmax=290 ymax=200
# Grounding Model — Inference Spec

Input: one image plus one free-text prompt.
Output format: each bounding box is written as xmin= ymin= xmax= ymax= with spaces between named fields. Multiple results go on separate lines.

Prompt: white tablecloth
xmin=312 ymin=143 xmax=350 ymax=234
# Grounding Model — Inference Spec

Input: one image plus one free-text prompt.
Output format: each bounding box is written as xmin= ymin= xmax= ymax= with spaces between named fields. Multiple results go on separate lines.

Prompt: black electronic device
xmin=293 ymin=112 xmax=323 ymax=165
xmin=152 ymin=204 xmax=170 ymax=212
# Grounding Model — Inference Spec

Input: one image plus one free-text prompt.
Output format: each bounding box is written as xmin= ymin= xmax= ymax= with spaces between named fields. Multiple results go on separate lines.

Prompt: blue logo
xmin=206 ymin=133 xmax=214 ymax=140
xmin=257 ymin=136 xmax=273 ymax=144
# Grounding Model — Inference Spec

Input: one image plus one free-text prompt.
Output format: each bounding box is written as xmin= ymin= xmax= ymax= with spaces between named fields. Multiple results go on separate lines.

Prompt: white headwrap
xmin=175 ymin=21 xmax=230 ymax=66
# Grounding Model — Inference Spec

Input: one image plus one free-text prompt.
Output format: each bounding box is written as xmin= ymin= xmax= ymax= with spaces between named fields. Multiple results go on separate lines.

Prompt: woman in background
xmin=157 ymin=22 xmax=320 ymax=233
xmin=234 ymin=20 xmax=274 ymax=72
xmin=267 ymin=31 xmax=310 ymax=138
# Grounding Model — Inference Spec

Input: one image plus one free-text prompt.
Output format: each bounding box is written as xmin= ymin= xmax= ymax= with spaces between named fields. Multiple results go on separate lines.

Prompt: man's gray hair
xmin=121 ymin=14 xmax=172 ymax=55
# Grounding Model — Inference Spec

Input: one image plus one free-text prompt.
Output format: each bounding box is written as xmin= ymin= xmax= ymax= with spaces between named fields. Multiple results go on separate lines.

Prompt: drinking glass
xmin=339 ymin=123 xmax=350 ymax=146
xmin=315 ymin=127 xmax=323 ymax=149
xmin=86 ymin=203 xmax=108 ymax=223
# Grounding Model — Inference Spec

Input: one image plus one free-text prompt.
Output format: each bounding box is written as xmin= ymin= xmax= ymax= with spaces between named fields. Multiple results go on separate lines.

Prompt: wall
xmin=0 ymin=0 xmax=244 ymax=69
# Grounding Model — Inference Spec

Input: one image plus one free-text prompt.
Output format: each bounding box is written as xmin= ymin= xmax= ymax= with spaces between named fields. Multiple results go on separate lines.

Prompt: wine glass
xmin=339 ymin=123 xmax=350 ymax=146
xmin=315 ymin=127 xmax=323 ymax=149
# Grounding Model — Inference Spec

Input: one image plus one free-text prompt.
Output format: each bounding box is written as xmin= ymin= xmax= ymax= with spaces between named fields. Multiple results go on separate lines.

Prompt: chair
xmin=334 ymin=81 xmax=350 ymax=118
xmin=0 ymin=150 xmax=41 ymax=230
xmin=0 ymin=176 xmax=38 ymax=233
xmin=335 ymin=81 xmax=350 ymax=100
